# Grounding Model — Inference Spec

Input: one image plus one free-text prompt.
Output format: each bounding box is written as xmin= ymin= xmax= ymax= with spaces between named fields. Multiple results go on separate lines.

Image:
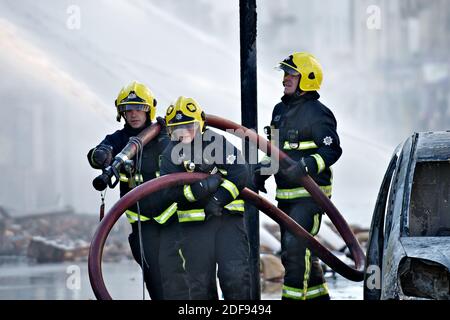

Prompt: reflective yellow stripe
xmin=177 ymin=209 xmax=205 ymax=222
xmin=282 ymin=285 xmax=304 ymax=300
xmin=218 ymin=169 xmax=228 ymax=176
xmin=261 ymin=155 xmax=272 ymax=165
xmin=311 ymin=213 xmax=320 ymax=236
xmin=276 ymin=185 xmax=332 ymax=200
xmin=155 ymin=171 xmax=160 ymax=178
xmin=224 ymin=199 xmax=245 ymax=212
xmin=283 ymin=141 xmax=318 ymax=151
xmin=178 ymin=249 xmax=186 ymax=271
xmin=125 ymin=210 xmax=151 ymax=224
xmin=303 ymin=248 xmax=311 ymax=299
xmin=153 ymin=203 xmax=177 ymax=224
xmin=305 ymin=283 xmax=329 ymax=299
xmin=183 ymin=185 xmax=196 ymax=202
xmin=311 ymin=154 xmax=326 ymax=174
xmin=119 ymin=173 xmax=143 ymax=183
xmin=220 ymin=179 xmax=239 ymax=199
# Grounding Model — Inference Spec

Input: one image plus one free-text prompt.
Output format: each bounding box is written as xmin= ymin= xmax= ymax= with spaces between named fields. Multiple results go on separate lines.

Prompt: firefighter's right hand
xmin=92 ymin=145 xmax=113 ymax=169
xmin=253 ymin=164 xmax=270 ymax=193
xmin=190 ymin=174 xmax=222 ymax=201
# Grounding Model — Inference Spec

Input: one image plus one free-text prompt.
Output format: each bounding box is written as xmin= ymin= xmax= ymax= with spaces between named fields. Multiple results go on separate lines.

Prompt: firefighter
xmin=159 ymin=96 xmax=251 ymax=300
xmin=254 ymin=52 xmax=342 ymax=300
xmin=87 ymin=81 xmax=177 ymax=300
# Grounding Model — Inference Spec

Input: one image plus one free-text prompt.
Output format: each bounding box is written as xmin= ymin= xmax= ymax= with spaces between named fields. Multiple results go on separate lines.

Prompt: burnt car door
xmin=364 ymin=147 xmax=400 ymax=300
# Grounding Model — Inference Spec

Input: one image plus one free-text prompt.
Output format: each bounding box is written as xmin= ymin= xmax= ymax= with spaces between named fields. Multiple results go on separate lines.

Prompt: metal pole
xmin=239 ymin=0 xmax=260 ymax=300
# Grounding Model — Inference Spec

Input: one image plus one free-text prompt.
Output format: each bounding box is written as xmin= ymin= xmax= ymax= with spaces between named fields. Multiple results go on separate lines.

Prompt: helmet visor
xmin=275 ymin=63 xmax=300 ymax=76
xmin=117 ymin=104 xmax=150 ymax=113
xmin=168 ymin=122 xmax=200 ymax=142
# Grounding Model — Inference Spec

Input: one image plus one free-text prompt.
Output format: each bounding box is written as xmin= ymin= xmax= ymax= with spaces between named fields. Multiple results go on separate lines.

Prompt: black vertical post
xmin=240 ymin=0 xmax=260 ymax=300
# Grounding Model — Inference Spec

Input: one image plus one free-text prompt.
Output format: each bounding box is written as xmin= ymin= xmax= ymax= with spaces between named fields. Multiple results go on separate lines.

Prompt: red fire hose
xmin=88 ymin=115 xmax=365 ymax=299
xmin=205 ymin=115 xmax=366 ymax=270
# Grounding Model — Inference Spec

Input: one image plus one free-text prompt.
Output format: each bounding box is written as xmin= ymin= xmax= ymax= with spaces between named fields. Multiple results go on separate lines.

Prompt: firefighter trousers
xmin=278 ymin=200 xmax=330 ymax=300
xmin=158 ymin=221 xmax=191 ymax=299
xmin=180 ymin=214 xmax=251 ymax=300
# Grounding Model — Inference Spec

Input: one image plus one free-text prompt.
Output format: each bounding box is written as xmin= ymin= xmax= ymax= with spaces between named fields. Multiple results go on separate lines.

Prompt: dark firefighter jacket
xmin=268 ymin=91 xmax=342 ymax=203
xmin=87 ymin=121 xmax=174 ymax=223
xmin=159 ymin=128 xmax=249 ymax=224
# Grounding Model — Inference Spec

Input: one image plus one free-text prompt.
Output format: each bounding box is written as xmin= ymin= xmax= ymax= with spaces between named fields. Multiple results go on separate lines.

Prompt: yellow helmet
xmin=165 ymin=96 xmax=206 ymax=132
xmin=277 ymin=52 xmax=323 ymax=92
xmin=115 ymin=81 xmax=157 ymax=122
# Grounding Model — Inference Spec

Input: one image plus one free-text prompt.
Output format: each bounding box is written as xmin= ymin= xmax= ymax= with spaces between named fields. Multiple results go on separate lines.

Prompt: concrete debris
xmin=0 ymin=207 xmax=132 ymax=263
xmin=262 ymin=222 xmax=281 ymax=242
xmin=260 ymin=225 xmax=281 ymax=254
xmin=27 ymin=236 xmax=90 ymax=263
xmin=260 ymin=253 xmax=284 ymax=294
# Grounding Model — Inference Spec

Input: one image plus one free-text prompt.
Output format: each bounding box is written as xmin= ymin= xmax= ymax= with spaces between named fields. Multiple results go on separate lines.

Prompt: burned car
xmin=364 ymin=131 xmax=450 ymax=300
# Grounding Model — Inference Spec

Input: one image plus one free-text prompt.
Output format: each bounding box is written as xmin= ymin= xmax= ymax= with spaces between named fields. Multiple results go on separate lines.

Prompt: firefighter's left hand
xmin=281 ymin=158 xmax=308 ymax=183
xmin=204 ymin=196 xmax=223 ymax=220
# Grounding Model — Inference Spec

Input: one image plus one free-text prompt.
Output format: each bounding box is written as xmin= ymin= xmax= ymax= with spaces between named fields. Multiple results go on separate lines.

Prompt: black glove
xmin=156 ymin=116 xmax=166 ymax=129
xmin=92 ymin=145 xmax=113 ymax=168
xmin=204 ymin=196 xmax=224 ymax=220
xmin=253 ymin=164 xmax=270 ymax=193
xmin=280 ymin=158 xmax=308 ymax=184
xmin=190 ymin=174 xmax=222 ymax=200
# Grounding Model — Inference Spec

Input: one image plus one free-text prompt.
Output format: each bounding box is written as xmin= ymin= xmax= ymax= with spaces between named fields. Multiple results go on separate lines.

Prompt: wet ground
xmin=0 ymin=259 xmax=363 ymax=300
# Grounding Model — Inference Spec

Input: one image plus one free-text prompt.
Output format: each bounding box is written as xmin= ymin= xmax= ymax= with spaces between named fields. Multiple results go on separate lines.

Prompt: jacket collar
xmin=281 ymin=90 xmax=320 ymax=105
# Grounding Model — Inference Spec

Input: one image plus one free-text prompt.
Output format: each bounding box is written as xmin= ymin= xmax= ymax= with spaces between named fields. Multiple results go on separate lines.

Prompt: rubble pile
xmin=0 ymin=207 xmax=132 ymax=263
